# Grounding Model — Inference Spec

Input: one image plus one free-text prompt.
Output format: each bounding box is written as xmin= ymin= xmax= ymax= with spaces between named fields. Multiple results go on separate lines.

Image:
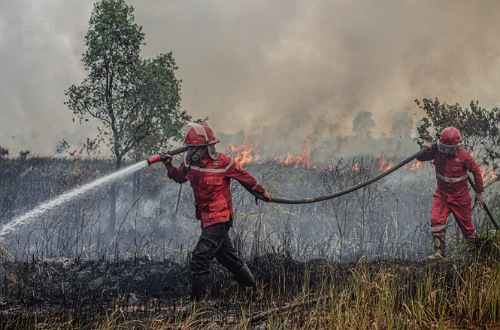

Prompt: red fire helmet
xmin=437 ymin=126 xmax=462 ymax=156
xmin=182 ymin=123 xmax=220 ymax=146
xmin=439 ymin=126 xmax=462 ymax=146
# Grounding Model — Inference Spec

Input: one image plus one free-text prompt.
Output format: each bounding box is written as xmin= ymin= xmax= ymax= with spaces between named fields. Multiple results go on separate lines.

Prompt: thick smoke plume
xmin=1 ymin=1 xmax=499 ymax=156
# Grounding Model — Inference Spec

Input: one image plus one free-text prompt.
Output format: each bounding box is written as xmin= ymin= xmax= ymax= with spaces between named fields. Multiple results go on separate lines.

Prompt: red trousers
xmin=430 ymin=190 xmax=475 ymax=237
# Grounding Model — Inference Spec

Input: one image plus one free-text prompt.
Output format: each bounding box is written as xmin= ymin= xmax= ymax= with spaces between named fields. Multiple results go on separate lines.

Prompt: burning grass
xmin=0 ymin=251 xmax=498 ymax=329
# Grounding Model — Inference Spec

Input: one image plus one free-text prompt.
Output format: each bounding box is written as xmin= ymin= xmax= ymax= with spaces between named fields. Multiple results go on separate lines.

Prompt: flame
xmin=228 ymin=143 xmax=260 ymax=165
xmin=374 ymin=152 xmax=430 ymax=173
xmin=227 ymin=140 xmax=433 ymax=174
xmin=376 ymin=153 xmax=394 ymax=171
xmin=480 ymin=167 xmax=498 ymax=181
xmin=227 ymin=137 xmax=316 ymax=169
xmin=69 ymin=141 xmax=85 ymax=157
xmin=407 ymin=160 xmax=423 ymax=171
xmin=278 ymin=138 xmax=315 ymax=169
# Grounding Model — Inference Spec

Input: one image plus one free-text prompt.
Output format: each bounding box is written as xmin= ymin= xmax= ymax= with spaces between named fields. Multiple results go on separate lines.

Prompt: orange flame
xmin=227 ymin=138 xmax=316 ymax=169
xmin=69 ymin=141 xmax=85 ymax=157
xmin=278 ymin=138 xmax=315 ymax=169
xmin=374 ymin=152 xmax=429 ymax=173
xmin=376 ymin=153 xmax=394 ymax=171
xmin=407 ymin=160 xmax=423 ymax=171
xmin=480 ymin=167 xmax=498 ymax=181
xmin=227 ymin=140 xmax=434 ymax=174
xmin=228 ymin=143 xmax=260 ymax=165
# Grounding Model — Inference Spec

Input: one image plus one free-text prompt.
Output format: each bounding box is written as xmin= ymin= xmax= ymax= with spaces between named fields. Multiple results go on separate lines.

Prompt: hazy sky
xmin=1 ymin=1 xmax=500 ymax=156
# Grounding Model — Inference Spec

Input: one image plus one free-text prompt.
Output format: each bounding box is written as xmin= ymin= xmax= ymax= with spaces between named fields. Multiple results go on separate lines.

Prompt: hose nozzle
xmin=146 ymin=146 xmax=188 ymax=166
xmin=147 ymin=154 xmax=163 ymax=166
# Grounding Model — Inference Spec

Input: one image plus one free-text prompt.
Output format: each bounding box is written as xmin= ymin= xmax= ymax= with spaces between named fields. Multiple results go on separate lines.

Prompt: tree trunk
xmin=133 ymin=154 xmax=141 ymax=201
xmin=109 ymin=182 xmax=117 ymax=233
xmin=108 ymin=156 xmax=122 ymax=233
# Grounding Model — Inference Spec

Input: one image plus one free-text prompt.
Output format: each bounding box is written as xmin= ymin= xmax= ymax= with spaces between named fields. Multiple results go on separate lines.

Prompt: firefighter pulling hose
xmin=416 ymin=127 xmax=489 ymax=259
xmin=149 ymin=123 xmax=271 ymax=314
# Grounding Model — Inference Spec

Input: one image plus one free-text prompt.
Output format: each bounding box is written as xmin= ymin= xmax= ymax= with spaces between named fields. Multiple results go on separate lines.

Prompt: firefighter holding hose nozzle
xmin=159 ymin=123 xmax=271 ymax=313
xmin=417 ymin=126 xmax=484 ymax=260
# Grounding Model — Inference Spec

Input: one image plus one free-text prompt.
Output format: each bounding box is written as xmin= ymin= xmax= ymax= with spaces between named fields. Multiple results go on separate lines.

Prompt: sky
xmin=1 ymin=1 xmax=500 ymax=157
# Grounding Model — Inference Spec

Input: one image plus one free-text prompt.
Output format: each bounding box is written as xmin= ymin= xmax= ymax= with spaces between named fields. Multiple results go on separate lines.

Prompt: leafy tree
xmin=0 ymin=146 xmax=8 ymax=159
xmin=391 ymin=112 xmax=414 ymax=138
xmin=352 ymin=111 xmax=376 ymax=140
xmin=65 ymin=0 xmax=191 ymax=231
xmin=19 ymin=150 xmax=30 ymax=160
xmin=415 ymin=98 xmax=500 ymax=185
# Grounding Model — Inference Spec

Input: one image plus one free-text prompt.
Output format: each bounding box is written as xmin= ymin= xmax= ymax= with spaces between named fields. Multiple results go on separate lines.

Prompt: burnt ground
xmin=0 ymin=255 xmax=359 ymax=327
xmin=0 ymin=255 xmax=341 ymax=314
xmin=0 ymin=254 xmax=496 ymax=329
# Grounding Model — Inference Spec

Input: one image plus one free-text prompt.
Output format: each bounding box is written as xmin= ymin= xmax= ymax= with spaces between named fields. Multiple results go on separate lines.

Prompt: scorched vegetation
xmin=0 ymin=151 xmax=498 ymax=329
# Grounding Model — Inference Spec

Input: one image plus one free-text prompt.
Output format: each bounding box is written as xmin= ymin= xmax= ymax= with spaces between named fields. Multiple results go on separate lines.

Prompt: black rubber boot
xmin=233 ymin=264 xmax=261 ymax=301
xmin=182 ymin=274 xmax=209 ymax=315
xmin=190 ymin=274 xmax=209 ymax=302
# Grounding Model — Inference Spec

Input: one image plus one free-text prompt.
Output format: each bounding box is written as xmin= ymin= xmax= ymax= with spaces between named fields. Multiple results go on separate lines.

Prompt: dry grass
xmin=1 ymin=253 xmax=498 ymax=330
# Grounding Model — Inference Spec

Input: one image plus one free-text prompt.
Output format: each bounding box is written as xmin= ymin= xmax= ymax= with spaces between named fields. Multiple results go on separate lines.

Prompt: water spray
xmin=0 ymin=161 xmax=151 ymax=239
xmin=0 ymin=147 xmax=189 ymax=239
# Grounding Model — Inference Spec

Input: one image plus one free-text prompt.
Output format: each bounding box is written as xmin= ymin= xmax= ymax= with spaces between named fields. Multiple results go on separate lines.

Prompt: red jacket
xmin=417 ymin=147 xmax=484 ymax=202
xmin=168 ymin=153 xmax=266 ymax=228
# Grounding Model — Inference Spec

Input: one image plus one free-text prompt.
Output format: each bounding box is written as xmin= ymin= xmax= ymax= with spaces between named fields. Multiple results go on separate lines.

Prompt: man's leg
xmin=215 ymin=226 xmax=260 ymax=299
xmin=450 ymin=200 xmax=478 ymax=254
xmin=449 ymin=200 xmax=475 ymax=237
xmin=429 ymin=194 xmax=451 ymax=259
xmin=189 ymin=223 xmax=225 ymax=301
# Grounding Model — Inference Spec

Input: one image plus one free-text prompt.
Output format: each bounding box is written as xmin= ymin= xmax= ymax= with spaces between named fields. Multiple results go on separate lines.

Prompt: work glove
xmin=160 ymin=150 xmax=173 ymax=165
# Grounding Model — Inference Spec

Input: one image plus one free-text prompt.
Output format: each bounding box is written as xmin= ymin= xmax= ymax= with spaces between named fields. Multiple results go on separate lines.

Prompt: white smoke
xmin=1 ymin=1 xmax=500 ymax=156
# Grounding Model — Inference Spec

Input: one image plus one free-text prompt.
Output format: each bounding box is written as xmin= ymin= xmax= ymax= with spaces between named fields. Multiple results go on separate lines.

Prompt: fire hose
xmin=147 ymin=146 xmax=499 ymax=229
xmin=244 ymin=148 xmax=427 ymax=204
xmin=247 ymin=150 xmax=499 ymax=230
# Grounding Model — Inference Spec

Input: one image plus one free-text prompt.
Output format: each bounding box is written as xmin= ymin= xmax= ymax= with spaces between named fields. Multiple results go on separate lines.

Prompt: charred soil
xmin=0 ymin=255 xmax=498 ymax=329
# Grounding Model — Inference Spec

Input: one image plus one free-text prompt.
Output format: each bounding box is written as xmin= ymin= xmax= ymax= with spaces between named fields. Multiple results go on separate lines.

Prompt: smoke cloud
xmin=1 ymin=1 xmax=499 ymax=157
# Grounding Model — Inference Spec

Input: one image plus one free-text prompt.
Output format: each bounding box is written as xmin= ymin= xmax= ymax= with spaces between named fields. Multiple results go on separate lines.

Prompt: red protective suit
xmin=168 ymin=153 xmax=266 ymax=228
xmin=417 ymin=147 xmax=484 ymax=236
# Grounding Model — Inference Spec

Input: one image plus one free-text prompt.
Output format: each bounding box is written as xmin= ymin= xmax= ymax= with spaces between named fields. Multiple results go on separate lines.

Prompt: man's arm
xmin=416 ymin=141 xmax=437 ymax=161
xmin=162 ymin=153 xmax=188 ymax=184
xmin=226 ymin=159 xmax=271 ymax=201
xmin=465 ymin=152 xmax=484 ymax=205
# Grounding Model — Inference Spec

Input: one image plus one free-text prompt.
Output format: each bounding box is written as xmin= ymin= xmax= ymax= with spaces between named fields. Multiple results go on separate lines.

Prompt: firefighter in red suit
xmin=417 ymin=126 xmax=484 ymax=260
xmin=161 ymin=123 xmax=271 ymax=309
